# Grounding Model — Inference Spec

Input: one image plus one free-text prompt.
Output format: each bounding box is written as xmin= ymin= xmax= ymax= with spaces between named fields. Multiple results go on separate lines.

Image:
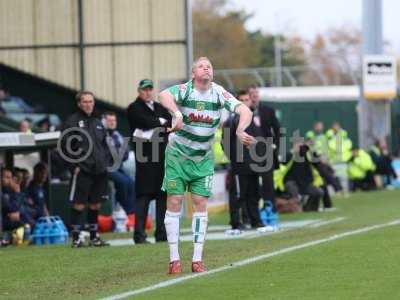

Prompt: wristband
xmin=173 ymin=111 xmax=183 ymax=118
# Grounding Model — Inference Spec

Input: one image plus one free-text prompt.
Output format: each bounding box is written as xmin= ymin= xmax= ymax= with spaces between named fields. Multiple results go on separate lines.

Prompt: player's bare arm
xmin=235 ymin=103 xmax=256 ymax=146
xmin=159 ymin=90 xmax=183 ymax=132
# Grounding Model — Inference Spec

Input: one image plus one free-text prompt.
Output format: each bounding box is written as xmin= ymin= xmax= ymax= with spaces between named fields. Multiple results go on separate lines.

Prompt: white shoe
xmin=225 ymin=229 xmax=242 ymax=236
xmin=257 ymin=225 xmax=278 ymax=233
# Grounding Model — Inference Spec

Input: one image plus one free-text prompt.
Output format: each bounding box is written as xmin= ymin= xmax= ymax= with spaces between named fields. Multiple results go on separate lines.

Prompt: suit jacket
xmin=126 ymin=97 xmax=171 ymax=196
xmin=223 ymin=113 xmax=267 ymax=175
xmin=256 ymin=103 xmax=282 ymax=170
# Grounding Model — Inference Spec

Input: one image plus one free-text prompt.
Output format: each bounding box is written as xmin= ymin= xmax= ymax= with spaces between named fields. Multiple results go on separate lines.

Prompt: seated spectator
xmin=13 ymin=167 xmax=24 ymax=186
xmin=19 ymin=119 xmax=32 ymax=134
xmin=1 ymin=168 xmax=33 ymax=246
xmin=369 ymin=139 xmax=398 ymax=187
xmin=348 ymin=148 xmax=377 ymax=191
xmin=278 ymin=143 xmax=324 ymax=212
xmin=0 ymin=88 xmax=35 ymax=113
xmin=26 ymin=162 xmax=49 ymax=220
xmin=313 ymin=155 xmax=342 ymax=209
xmin=13 ymin=167 xmax=31 ymax=193
xmin=21 ymin=168 xmax=31 ymax=192
xmin=103 ymin=112 xmax=135 ymax=229
xmin=37 ymin=116 xmax=56 ymax=132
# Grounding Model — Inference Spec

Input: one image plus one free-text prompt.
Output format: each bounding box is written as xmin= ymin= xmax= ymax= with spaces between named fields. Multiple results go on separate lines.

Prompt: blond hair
xmin=191 ymin=56 xmax=213 ymax=73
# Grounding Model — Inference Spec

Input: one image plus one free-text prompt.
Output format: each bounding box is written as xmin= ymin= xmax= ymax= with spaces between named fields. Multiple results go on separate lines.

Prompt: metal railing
xmin=214 ymin=64 xmax=361 ymax=91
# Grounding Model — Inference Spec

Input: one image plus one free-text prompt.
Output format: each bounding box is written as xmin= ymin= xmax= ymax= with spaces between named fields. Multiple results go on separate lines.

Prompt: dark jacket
xmin=126 ymin=97 xmax=171 ymax=196
xmin=60 ymin=109 xmax=111 ymax=175
xmin=223 ymin=111 xmax=272 ymax=175
xmin=1 ymin=187 xmax=34 ymax=229
xmin=284 ymin=146 xmax=319 ymax=192
xmin=256 ymin=103 xmax=282 ymax=169
xmin=27 ymin=182 xmax=47 ymax=219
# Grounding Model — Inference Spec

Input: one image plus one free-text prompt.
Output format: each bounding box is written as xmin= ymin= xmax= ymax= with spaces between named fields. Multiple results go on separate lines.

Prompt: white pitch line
xmin=100 ymin=219 xmax=400 ymax=300
xmin=244 ymin=217 xmax=346 ymax=239
xmin=308 ymin=217 xmax=346 ymax=228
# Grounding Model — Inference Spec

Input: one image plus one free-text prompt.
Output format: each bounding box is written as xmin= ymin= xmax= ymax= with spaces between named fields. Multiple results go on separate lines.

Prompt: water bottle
xmin=113 ymin=206 xmax=127 ymax=233
xmin=260 ymin=200 xmax=279 ymax=227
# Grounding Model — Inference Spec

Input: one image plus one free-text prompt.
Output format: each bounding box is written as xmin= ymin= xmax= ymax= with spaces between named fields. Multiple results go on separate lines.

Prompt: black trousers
xmin=237 ymin=174 xmax=262 ymax=226
xmin=350 ymin=171 xmax=377 ymax=191
xmin=285 ymin=181 xmax=323 ymax=212
xmin=134 ymin=191 xmax=167 ymax=243
xmin=321 ymin=184 xmax=332 ymax=208
xmin=260 ymin=171 xmax=276 ymax=209
xmin=228 ymin=173 xmax=250 ymax=228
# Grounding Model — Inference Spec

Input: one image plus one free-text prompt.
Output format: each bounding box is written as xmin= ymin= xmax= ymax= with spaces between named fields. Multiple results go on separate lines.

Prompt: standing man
xmin=306 ymin=121 xmax=328 ymax=157
xmin=223 ymin=90 xmax=255 ymax=230
xmin=126 ymin=79 xmax=171 ymax=244
xmin=159 ymin=57 xmax=254 ymax=274
xmin=60 ymin=91 xmax=110 ymax=247
xmin=248 ymin=85 xmax=281 ymax=225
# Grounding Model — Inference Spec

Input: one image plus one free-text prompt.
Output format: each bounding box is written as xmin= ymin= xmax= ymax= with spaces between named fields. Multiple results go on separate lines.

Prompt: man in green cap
xmin=126 ymin=79 xmax=171 ymax=244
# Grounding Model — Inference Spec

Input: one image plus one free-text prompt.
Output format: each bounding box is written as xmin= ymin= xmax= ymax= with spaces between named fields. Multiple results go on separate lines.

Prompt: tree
xmin=192 ymin=0 xmax=306 ymax=88
xmin=303 ymin=25 xmax=361 ymax=85
xmin=193 ymin=0 xmax=259 ymax=69
xmin=248 ymin=31 xmax=306 ymax=68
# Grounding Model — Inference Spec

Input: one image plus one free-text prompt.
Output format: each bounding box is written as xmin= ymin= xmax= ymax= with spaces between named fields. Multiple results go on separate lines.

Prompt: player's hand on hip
xmin=167 ymin=111 xmax=184 ymax=132
xmin=236 ymin=130 xmax=256 ymax=146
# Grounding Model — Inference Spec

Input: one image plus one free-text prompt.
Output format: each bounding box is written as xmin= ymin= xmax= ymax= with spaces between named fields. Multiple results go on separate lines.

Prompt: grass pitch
xmin=1 ymin=190 xmax=400 ymax=300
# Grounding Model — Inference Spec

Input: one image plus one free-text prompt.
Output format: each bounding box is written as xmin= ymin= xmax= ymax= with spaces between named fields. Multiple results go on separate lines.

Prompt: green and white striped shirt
xmin=166 ymin=80 xmax=242 ymax=161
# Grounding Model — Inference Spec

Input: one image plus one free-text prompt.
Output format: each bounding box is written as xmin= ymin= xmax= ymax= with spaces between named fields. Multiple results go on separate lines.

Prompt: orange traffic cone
xmin=98 ymin=215 xmax=113 ymax=232
xmin=145 ymin=215 xmax=153 ymax=230
xmin=126 ymin=214 xmax=135 ymax=232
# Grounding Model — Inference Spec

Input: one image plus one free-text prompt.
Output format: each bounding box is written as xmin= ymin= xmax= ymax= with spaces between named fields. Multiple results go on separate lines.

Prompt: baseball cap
xmin=138 ymin=79 xmax=154 ymax=89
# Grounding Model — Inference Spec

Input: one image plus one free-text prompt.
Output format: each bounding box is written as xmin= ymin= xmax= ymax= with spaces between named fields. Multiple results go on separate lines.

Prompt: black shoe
xmin=89 ymin=237 xmax=110 ymax=247
xmin=231 ymin=223 xmax=245 ymax=230
xmin=155 ymin=236 xmax=167 ymax=243
xmin=155 ymin=239 xmax=167 ymax=243
xmin=72 ymin=239 xmax=86 ymax=248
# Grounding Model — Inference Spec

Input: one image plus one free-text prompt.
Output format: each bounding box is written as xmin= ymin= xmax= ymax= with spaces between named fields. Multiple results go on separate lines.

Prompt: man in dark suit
xmin=223 ymin=90 xmax=262 ymax=229
xmin=248 ymin=85 xmax=282 ymax=221
xmin=126 ymin=79 xmax=171 ymax=244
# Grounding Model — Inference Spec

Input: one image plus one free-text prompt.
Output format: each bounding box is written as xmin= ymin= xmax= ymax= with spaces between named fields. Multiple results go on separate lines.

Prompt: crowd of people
xmin=1 ymin=163 xmax=49 ymax=246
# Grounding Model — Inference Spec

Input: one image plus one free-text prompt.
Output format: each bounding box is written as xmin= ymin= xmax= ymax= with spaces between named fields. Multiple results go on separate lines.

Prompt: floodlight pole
xmin=359 ymin=0 xmax=391 ymax=148
xmin=185 ymin=0 xmax=193 ymax=79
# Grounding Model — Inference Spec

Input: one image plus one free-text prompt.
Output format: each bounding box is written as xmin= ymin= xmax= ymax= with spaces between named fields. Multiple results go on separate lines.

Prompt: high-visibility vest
xmin=213 ymin=128 xmax=229 ymax=165
xmin=326 ymin=129 xmax=352 ymax=163
xmin=347 ymin=149 xmax=376 ymax=180
xmin=273 ymin=156 xmax=324 ymax=192
xmin=306 ymin=130 xmax=328 ymax=156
